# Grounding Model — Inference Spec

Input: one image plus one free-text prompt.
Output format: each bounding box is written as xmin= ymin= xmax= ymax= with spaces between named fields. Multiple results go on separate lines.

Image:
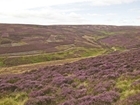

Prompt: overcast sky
xmin=0 ymin=0 xmax=140 ymax=25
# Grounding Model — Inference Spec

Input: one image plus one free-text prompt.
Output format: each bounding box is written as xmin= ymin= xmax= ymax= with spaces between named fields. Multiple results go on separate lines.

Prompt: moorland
xmin=0 ymin=24 xmax=140 ymax=105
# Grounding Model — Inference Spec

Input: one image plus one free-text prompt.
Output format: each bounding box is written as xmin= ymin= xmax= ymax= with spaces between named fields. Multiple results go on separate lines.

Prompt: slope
xmin=0 ymin=49 xmax=139 ymax=105
xmin=0 ymin=24 xmax=140 ymax=67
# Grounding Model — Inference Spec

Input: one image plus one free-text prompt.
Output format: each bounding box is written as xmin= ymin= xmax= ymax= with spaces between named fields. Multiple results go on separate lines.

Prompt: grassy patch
xmin=0 ymin=57 xmax=6 ymax=67
xmin=0 ymin=57 xmax=82 ymax=75
xmin=0 ymin=92 xmax=28 ymax=105
xmin=116 ymin=76 xmax=140 ymax=100
xmin=0 ymin=38 xmax=12 ymax=45
xmin=2 ymin=47 xmax=107 ymax=67
xmin=81 ymin=48 xmax=106 ymax=57
xmin=0 ymin=61 xmax=4 ymax=66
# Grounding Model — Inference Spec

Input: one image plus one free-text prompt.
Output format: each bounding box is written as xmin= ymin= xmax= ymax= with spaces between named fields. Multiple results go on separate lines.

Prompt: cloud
xmin=0 ymin=7 xmax=88 ymax=25
xmin=0 ymin=0 xmax=86 ymax=11
xmin=90 ymin=0 xmax=138 ymax=6
xmin=86 ymin=13 xmax=117 ymax=19
xmin=137 ymin=17 xmax=140 ymax=20
xmin=0 ymin=0 xmax=139 ymax=25
xmin=0 ymin=0 xmax=138 ymax=11
xmin=129 ymin=8 xmax=140 ymax=13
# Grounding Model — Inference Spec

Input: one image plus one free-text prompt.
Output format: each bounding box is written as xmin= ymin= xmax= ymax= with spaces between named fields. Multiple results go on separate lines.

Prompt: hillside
xmin=0 ymin=49 xmax=139 ymax=105
xmin=0 ymin=24 xmax=140 ymax=67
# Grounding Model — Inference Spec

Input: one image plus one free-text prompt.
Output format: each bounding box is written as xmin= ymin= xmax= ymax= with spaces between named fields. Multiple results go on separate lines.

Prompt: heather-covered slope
xmin=0 ymin=24 xmax=140 ymax=66
xmin=0 ymin=24 xmax=140 ymax=54
xmin=0 ymin=49 xmax=139 ymax=105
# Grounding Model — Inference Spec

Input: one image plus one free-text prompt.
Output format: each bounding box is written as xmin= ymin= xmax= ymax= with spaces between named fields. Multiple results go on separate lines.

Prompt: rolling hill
xmin=0 ymin=24 xmax=140 ymax=67
xmin=0 ymin=24 xmax=140 ymax=105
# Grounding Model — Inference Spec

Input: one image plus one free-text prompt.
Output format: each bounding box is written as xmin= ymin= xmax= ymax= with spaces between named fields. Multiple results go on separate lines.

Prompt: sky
xmin=0 ymin=0 xmax=140 ymax=26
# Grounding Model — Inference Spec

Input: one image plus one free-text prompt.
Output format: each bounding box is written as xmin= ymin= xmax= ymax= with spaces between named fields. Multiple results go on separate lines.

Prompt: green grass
xmin=0 ymin=46 xmax=125 ymax=67
xmin=0 ymin=47 xmax=107 ymax=67
xmin=0 ymin=46 xmax=126 ymax=67
xmin=0 ymin=92 xmax=28 ymax=105
xmin=81 ymin=48 xmax=106 ymax=57
xmin=0 ymin=57 xmax=6 ymax=67
xmin=0 ymin=61 xmax=4 ymax=66
xmin=116 ymin=75 xmax=140 ymax=100
xmin=99 ymin=31 xmax=115 ymax=36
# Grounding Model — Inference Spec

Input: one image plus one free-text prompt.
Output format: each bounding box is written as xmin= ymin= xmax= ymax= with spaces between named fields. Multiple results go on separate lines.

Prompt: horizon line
xmin=0 ymin=22 xmax=140 ymax=27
